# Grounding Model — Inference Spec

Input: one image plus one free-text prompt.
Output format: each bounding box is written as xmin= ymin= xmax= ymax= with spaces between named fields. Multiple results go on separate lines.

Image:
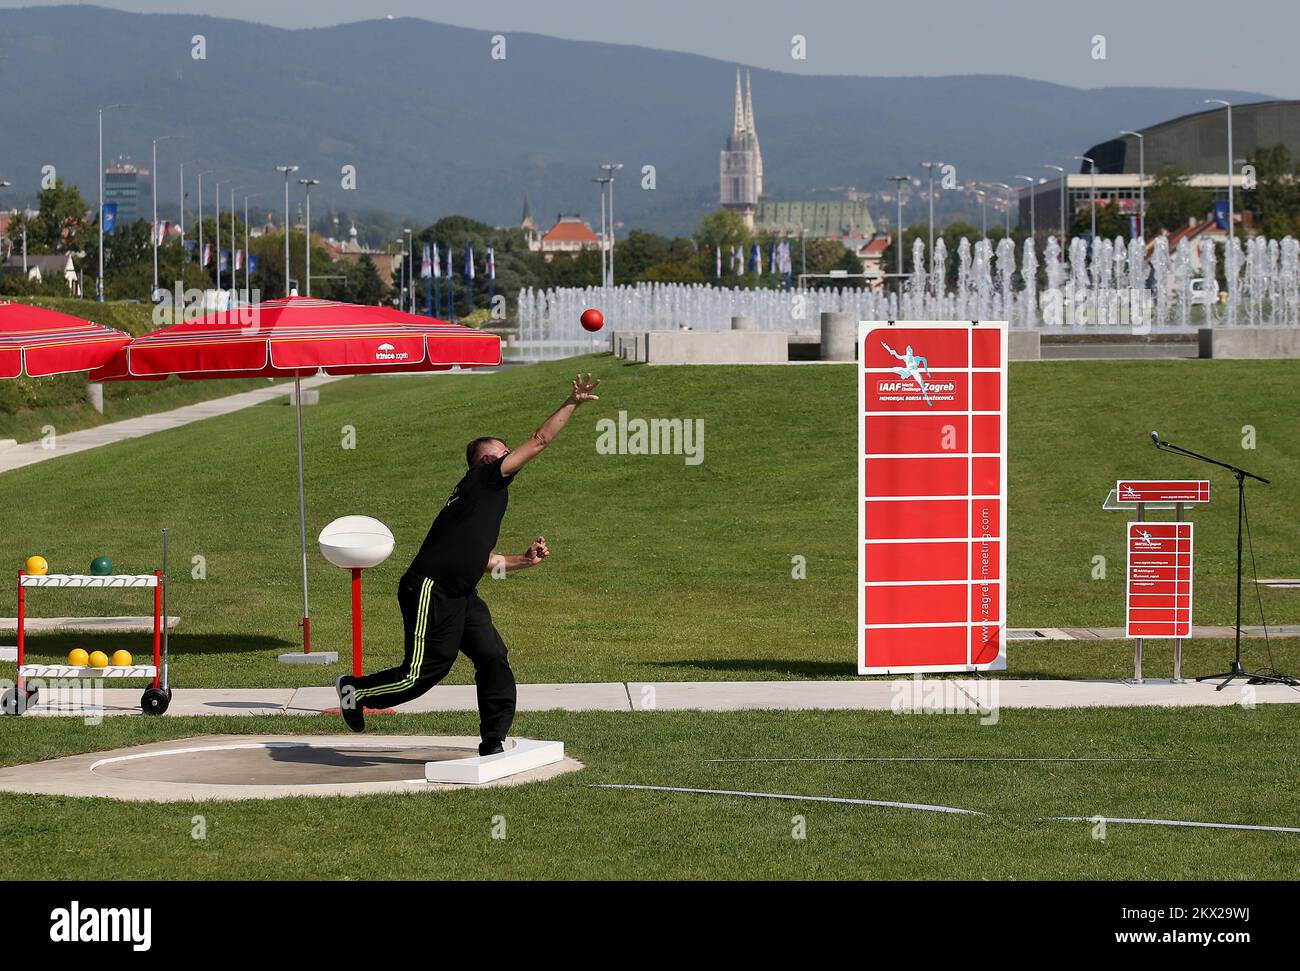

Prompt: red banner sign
xmin=1126 ymin=522 xmax=1194 ymax=638
xmin=1115 ymin=480 xmax=1210 ymax=504
xmin=859 ymin=321 xmax=1008 ymax=674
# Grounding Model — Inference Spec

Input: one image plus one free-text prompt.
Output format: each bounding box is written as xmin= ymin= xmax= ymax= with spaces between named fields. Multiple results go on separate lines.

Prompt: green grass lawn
xmin=0 ymin=706 xmax=1296 ymax=880
xmin=1 ymin=354 xmax=1298 ymax=686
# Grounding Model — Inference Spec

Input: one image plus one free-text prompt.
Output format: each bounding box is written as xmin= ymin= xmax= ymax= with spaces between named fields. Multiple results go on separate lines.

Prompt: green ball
xmin=89 ymin=556 xmax=113 ymax=576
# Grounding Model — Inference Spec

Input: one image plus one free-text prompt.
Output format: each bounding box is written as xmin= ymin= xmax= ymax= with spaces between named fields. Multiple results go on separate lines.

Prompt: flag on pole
xmin=464 ymin=245 xmax=475 ymax=280
xmin=444 ymin=245 xmax=453 ymax=279
xmin=219 ymin=251 xmax=229 ymax=273
xmin=201 ymin=243 xmax=212 ymax=267
xmin=234 ymin=249 xmax=244 ymax=271
xmin=154 ymin=220 xmax=171 ymax=245
xmin=486 ymin=246 xmax=496 ymax=280
xmin=248 ymin=253 xmax=259 ymax=275
xmin=715 ymin=246 xmax=721 ymax=278
xmin=421 ymin=243 xmax=432 ymax=279
xmin=431 ymin=242 xmax=441 ymax=279
xmin=102 ymin=203 xmax=117 ymax=234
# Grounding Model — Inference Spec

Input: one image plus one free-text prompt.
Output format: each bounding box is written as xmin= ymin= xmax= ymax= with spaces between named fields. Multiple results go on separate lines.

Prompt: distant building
xmin=104 ymin=163 xmax=151 ymax=226
xmin=520 ymin=192 xmax=537 ymax=240
xmin=322 ymin=222 xmax=402 ymax=282
xmin=2 ymin=252 xmax=81 ymax=295
xmin=855 ymin=235 xmax=893 ymax=287
xmin=531 ymin=213 xmax=602 ymax=261
xmin=1022 ymin=100 xmax=1300 ymax=235
xmin=718 ymin=70 xmax=875 ymax=245
xmin=720 ymin=68 xmax=763 ymax=229
xmin=756 ymin=200 xmax=876 ymax=241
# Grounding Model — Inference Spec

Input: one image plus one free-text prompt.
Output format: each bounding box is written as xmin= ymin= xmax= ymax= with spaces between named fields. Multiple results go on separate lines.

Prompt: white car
xmin=1189 ymin=277 xmax=1220 ymax=306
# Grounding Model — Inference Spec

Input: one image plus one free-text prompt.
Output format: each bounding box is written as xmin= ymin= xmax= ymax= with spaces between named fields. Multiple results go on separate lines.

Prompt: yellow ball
xmin=68 ymin=648 xmax=89 ymax=666
xmin=25 ymin=555 xmax=48 ymax=576
xmin=88 ymin=651 xmax=109 ymax=668
xmin=110 ymin=650 xmax=132 ymax=667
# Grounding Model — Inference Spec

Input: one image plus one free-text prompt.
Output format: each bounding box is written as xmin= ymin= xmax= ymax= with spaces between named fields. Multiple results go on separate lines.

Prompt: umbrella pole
xmin=294 ymin=372 xmax=311 ymax=652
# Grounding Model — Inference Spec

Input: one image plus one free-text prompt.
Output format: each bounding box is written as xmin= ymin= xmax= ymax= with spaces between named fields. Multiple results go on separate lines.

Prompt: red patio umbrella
xmin=1 ymin=301 xmax=133 ymax=714
xmin=0 ymin=301 xmax=132 ymax=379
xmin=90 ymin=296 xmax=502 ymax=657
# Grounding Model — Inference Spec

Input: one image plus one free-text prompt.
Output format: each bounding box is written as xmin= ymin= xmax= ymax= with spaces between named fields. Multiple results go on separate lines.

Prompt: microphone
xmin=1150 ymin=431 xmax=1162 ymax=447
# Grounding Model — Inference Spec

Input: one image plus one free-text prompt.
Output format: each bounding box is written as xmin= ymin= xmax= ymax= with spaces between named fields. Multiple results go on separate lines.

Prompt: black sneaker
xmin=479 ymin=739 xmax=504 ymax=756
xmin=336 ymin=676 xmax=365 ymax=733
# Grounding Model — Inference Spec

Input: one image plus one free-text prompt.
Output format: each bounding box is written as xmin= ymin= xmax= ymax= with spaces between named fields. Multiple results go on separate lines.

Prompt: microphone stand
xmin=1152 ymin=435 xmax=1297 ymax=690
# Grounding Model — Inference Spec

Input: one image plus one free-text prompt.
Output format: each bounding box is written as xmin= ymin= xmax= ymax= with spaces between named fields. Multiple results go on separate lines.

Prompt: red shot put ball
xmin=580 ymin=308 xmax=605 ymax=332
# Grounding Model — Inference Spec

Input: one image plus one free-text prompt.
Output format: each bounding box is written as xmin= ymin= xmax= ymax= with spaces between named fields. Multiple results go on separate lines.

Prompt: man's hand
xmin=568 ymin=372 xmax=602 ymax=405
xmin=501 ymin=373 xmax=602 ymax=477
xmin=522 ymin=535 xmax=550 ymax=566
xmin=487 ymin=537 xmax=551 ymax=576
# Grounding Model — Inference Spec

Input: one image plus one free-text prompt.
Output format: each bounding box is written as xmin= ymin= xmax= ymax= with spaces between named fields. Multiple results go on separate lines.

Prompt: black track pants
xmin=351 ymin=572 xmax=517 ymax=742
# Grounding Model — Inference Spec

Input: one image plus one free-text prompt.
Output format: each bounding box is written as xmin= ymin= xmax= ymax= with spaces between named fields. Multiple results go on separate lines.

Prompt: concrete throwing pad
xmin=0 ymin=734 xmax=581 ymax=802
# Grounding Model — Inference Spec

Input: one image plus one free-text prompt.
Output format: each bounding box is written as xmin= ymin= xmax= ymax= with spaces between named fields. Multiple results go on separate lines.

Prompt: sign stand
xmin=1107 ymin=480 xmax=1208 ymax=683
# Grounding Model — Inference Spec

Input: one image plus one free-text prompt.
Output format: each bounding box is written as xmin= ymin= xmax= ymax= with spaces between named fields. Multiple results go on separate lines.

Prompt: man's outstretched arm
xmin=500 ymin=373 xmax=600 ymax=477
xmin=487 ymin=536 xmax=550 ymax=575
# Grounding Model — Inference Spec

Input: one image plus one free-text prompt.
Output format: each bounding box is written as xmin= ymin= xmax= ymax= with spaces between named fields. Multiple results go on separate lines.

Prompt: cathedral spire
xmin=733 ymin=66 xmax=745 ymax=135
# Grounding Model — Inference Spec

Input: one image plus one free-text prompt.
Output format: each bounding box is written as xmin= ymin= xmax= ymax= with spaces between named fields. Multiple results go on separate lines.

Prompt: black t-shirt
xmin=408 ymin=455 xmax=514 ymax=595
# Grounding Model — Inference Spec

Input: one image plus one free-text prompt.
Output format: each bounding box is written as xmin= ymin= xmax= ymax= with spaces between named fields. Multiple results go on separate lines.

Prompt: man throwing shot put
xmin=335 ymin=373 xmax=601 ymax=755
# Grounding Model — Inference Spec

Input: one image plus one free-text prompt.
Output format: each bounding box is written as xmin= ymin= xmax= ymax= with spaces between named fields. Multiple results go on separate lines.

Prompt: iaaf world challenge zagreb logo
xmin=876 ymin=340 xmax=956 ymax=407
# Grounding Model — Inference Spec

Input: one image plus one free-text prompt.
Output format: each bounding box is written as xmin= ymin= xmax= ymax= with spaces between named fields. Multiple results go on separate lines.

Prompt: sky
xmin=2 ymin=0 xmax=1295 ymax=98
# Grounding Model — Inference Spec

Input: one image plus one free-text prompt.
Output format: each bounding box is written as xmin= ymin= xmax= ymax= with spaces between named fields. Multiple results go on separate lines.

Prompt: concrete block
xmin=1198 ymin=327 xmax=1300 ymax=359
xmin=1009 ymin=330 xmax=1041 ymax=361
xmin=819 ymin=312 xmax=856 ymax=361
xmin=645 ymin=330 xmax=788 ymax=365
xmin=731 ymin=315 xmax=756 ymax=331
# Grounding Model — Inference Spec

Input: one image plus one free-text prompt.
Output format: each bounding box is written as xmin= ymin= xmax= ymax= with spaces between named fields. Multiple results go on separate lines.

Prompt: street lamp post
xmin=593 ymin=177 xmax=610 ymax=287
xmin=403 ymin=228 xmax=413 ymax=311
xmin=599 ymin=163 xmax=622 ymax=286
xmin=242 ymin=193 xmax=258 ymax=296
xmin=276 ymin=164 xmax=299 ymax=296
xmin=299 ymin=179 xmax=321 ymax=297
xmin=888 ymin=175 xmax=908 ymax=277
xmin=920 ymin=162 xmax=944 ymax=273
xmin=1119 ymin=130 xmax=1146 ymax=241
xmin=214 ymin=179 xmax=227 ymax=291
xmin=1073 ymin=155 xmax=1097 ymax=244
xmin=96 ymin=103 xmax=127 ymax=302
xmin=229 ymin=186 xmax=244 ymax=299
xmin=1014 ymin=175 xmax=1036 ymax=241
xmin=395 ymin=238 xmax=406 ymax=310
xmin=1203 ymin=99 xmax=1235 ymax=324
xmin=178 ymin=160 xmax=199 ymax=246
xmin=992 ymin=183 xmax=1011 ymax=237
xmin=151 ymin=135 xmax=182 ymax=297
xmin=1044 ymin=164 xmax=1067 ymax=244
xmin=195 ymin=170 xmax=211 ymax=282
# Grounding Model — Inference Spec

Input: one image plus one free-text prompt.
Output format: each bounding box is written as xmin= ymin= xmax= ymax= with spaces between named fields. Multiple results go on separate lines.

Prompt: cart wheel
xmin=141 ymin=686 xmax=170 ymax=716
xmin=1 ymin=684 xmax=38 ymax=716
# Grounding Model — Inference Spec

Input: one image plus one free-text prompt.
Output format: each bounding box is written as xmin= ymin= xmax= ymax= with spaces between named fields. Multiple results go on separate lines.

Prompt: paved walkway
xmin=0 ymin=374 xmax=343 ymax=473
xmin=14 ymin=677 xmax=1299 ymax=718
